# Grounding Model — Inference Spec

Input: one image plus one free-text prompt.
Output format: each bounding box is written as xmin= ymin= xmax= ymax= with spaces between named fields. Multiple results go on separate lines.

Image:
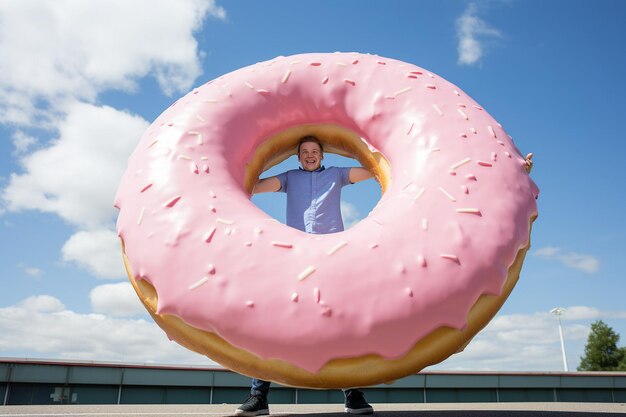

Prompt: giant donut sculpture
xmin=115 ymin=52 xmax=539 ymax=388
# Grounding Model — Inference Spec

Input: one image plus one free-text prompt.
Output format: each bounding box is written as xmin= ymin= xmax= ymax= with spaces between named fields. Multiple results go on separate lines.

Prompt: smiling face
xmin=298 ymin=141 xmax=323 ymax=171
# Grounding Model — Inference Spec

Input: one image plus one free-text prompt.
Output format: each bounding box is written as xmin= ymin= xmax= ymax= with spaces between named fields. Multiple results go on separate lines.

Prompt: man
xmin=236 ymin=135 xmax=374 ymax=416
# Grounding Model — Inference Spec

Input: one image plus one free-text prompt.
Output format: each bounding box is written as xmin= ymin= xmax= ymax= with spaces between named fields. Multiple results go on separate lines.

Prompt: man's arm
xmin=252 ymin=176 xmax=281 ymax=194
xmin=349 ymin=167 xmax=373 ymax=184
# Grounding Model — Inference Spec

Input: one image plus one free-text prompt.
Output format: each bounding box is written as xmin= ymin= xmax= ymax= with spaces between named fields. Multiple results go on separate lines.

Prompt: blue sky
xmin=1 ymin=0 xmax=625 ymax=372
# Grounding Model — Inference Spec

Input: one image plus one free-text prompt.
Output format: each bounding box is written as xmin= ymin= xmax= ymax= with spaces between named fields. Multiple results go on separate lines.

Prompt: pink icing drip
xmin=115 ymin=53 xmax=539 ymax=373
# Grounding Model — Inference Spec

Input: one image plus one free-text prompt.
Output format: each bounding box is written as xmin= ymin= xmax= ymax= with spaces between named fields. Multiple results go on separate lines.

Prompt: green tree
xmin=578 ymin=320 xmax=626 ymax=371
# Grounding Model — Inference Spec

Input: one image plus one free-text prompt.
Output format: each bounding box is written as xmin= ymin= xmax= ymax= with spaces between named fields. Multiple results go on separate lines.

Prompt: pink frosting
xmin=115 ymin=53 xmax=539 ymax=373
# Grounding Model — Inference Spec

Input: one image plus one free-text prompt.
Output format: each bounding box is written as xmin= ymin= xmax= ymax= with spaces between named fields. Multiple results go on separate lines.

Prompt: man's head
xmin=297 ymin=136 xmax=323 ymax=171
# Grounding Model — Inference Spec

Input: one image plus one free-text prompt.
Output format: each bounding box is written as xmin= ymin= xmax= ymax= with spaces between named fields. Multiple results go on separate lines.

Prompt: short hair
xmin=297 ymin=135 xmax=324 ymax=154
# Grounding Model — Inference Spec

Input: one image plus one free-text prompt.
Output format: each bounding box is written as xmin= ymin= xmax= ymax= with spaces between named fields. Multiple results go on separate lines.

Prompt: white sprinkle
xmin=187 ymin=130 xmax=200 ymax=135
xmin=394 ymin=86 xmax=412 ymax=96
xmin=314 ymin=288 xmax=321 ymax=303
xmin=422 ymin=218 xmax=428 ymax=230
xmin=430 ymin=147 xmax=441 ymax=153
xmin=298 ymin=266 xmax=316 ymax=281
xmin=491 ymin=152 xmax=498 ymax=161
xmin=202 ymin=164 xmax=209 ymax=173
xmin=433 ymin=104 xmax=443 ymax=116
xmin=473 ymin=105 xmax=483 ymax=110
xmin=441 ymin=254 xmax=461 ymax=264
xmin=209 ymin=191 xmax=217 ymax=198
xmin=246 ymin=301 xmax=255 ymax=308
xmin=488 ymin=125 xmax=497 ymax=138
xmin=450 ymin=157 xmax=472 ymax=170
xmin=137 ymin=207 xmax=145 ymax=225
xmin=224 ymin=228 xmax=232 ymax=236
xmin=344 ymin=79 xmax=356 ymax=86
xmin=290 ymin=60 xmax=302 ymax=65
xmin=291 ymin=293 xmax=299 ymax=302
xmin=244 ymin=241 xmax=252 ymax=247
xmin=458 ymin=109 xmax=469 ymax=120
xmin=272 ymin=241 xmax=293 ymax=249
xmin=414 ymin=187 xmax=425 ymax=201
xmin=254 ymin=227 xmax=263 ymax=236
xmin=327 ymin=241 xmax=347 ymax=256
xmin=321 ymin=76 xmax=329 ymax=84
xmin=189 ymin=277 xmax=209 ymax=290
xmin=337 ymin=62 xmax=348 ymax=66
xmin=453 ymin=89 xmax=461 ymax=96
xmin=196 ymin=114 xmax=205 ymax=122
xmin=401 ymin=182 xmax=414 ymax=191
xmin=438 ymin=187 xmax=456 ymax=202
xmin=204 ymin=227 xmax=216 ymax=243
xmin=200 ymin=156 xmax=209 ymax=160
xmin=207 ymin=264 xmax=216 ymax=274
xmin=456 ymin=208 xmax=482 ymax=215
xmin=418 ymin=255 xmax=427 ymax=267
xmin=244 ymin=82 xmax=254 ymax=89
xmin=147 ymin=139 xmax=158 ymax=148
xmin=196 ymin=134 xmax=203 ymax=145
xmin=407 ymin=122 xmax=414 ymax=135
xmin=372 ymin=218 xmax=384 ymax=226
xmin=282 ymin=69 xmax=292 ymax=83
xmin=217 ymin=218 xmax=234 ymax=225
xmin=202 ymin=99 xmax=218 ymax=103
xmin=505 ymin=151 xmax=511 ymax=158
xmin=178 ymin=155 xmax=192 ymax=161
xmin=470 ymin=127 xmax=477 ymax=134
xmin=370 ymin=243 xmax=379 ymax=249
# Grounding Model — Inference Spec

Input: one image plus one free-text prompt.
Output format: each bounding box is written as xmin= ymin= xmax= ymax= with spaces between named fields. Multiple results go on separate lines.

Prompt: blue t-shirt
xmin=276 ymin=166 xmax=352 ymax=234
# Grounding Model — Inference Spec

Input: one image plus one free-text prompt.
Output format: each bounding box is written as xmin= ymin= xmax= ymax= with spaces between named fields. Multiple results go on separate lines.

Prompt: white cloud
xmin=456 ymin=3 xmax=502 ymax=66
xmin=18 ymin=295 xmax=65 ymax=313
xmin=2 ymin=102 xmax=148 ymax=229
xmin=0 ymin=0 xmax=226 ymax=125
xmin=11 ymin=131 xmax=37 ymax=155
xmin=0 ymin=295 xmax=208 ymax=365
xmin=341 ymin=201 xmax=361 ymax=229
xmin=430 ymin=307 xmax=626 ymax=372
xmin=533 ymin=246 xmax=600 ymax=273
xmin=90 ymin=282 xmax=146 ymax=317
xmin=62 ymin=229 xmax=126 ymax=279
xmin=23 ymin=266 xmax=44 ymax=278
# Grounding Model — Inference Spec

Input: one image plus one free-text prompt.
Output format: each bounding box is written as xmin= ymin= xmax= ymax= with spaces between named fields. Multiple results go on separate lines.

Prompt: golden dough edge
xmin=122 ymin=216 xmax=535 ymax=389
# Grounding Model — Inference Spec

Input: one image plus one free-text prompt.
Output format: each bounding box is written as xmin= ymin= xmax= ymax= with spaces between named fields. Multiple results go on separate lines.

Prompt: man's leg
xmin=343 ymin=388 xmax=373 ymax=415
xmin=235 ymin=379 xmax=271 ymax=416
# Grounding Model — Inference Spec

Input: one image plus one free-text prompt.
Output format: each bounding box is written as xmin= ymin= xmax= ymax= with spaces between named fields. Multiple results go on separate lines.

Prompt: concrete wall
xmin=2 ymin=359 xmax=625 ymax=405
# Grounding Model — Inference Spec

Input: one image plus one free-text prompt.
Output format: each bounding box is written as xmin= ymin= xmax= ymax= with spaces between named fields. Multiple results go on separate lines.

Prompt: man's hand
xmin=524 ymin=153 xmax=534 ymax=174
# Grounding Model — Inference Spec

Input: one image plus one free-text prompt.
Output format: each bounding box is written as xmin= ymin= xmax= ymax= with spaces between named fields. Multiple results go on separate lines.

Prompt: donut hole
xmin=246 ymin=124 xmax=390 ymax=229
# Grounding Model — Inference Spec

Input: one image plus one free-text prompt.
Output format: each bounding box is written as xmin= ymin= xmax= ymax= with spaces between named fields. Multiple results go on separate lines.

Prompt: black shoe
xmin=235 ymin=394 xmax=269 ymax=416
xmin=344 ymin=389 xmax=373 ymax=415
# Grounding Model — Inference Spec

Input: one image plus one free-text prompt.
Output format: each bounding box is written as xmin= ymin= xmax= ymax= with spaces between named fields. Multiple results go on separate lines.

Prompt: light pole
xmin=550 ymin=307 xmax=569 ymax=372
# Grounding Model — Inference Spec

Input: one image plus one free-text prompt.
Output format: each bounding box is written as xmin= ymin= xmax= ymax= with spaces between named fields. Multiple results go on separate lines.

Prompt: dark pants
xmin=251 ymin=378 xmax=356 ymax=398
